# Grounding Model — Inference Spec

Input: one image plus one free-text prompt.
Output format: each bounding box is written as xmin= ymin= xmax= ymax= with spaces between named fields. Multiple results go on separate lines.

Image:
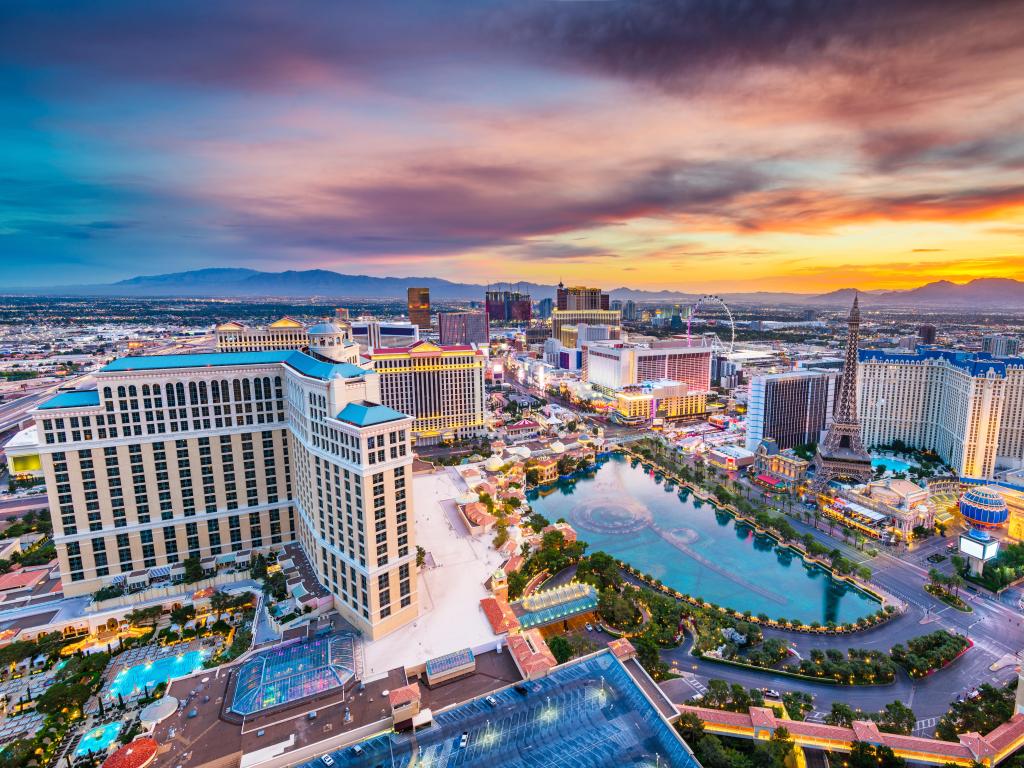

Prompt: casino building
xmin=28 ymin=349 xmax=418 ymax=640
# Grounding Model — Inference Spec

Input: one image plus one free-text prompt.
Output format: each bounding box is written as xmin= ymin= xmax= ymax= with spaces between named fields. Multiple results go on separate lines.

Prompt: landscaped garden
xmin=889 ymin=630 xmax=970 ymax=679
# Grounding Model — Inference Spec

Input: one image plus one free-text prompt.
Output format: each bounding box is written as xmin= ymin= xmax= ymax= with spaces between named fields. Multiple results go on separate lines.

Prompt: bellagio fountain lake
xmin=527 ymin=454 xmax=880 ymax=625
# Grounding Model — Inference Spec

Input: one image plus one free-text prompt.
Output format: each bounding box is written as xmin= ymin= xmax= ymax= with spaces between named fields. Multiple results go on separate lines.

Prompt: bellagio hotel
xmin=29 ymin=345 xmax=418 ymax=639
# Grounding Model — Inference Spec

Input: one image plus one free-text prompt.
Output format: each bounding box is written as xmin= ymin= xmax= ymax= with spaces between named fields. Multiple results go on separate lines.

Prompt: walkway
xmin=678 ymin=704 xmax=1024 ymax=767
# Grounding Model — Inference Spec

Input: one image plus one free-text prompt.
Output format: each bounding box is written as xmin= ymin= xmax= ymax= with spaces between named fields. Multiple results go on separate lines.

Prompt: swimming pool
xmin=107 ymin=650 xmax=205 ymax=699
xmin=76 ymin=722 xmax=122 ymax=756
xmin=528 ymin=454 xmax=880 ymax=625
xmin=872 ymin=456 xmax=911 ymax=474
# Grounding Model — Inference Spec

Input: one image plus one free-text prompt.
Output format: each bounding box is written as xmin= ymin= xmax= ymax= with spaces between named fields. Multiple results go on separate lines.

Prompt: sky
xmin=2 ymin=0 xmax=1024 ymax=293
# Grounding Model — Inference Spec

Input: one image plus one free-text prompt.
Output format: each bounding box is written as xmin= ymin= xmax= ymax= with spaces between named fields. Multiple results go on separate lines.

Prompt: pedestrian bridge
xmin=679 ymin=704 xmax=1024 ymax=767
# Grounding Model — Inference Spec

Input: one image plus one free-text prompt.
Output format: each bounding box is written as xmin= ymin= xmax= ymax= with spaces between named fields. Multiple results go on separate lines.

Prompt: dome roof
xmin=308 ymin=321 xmax=346 ymax=335
xmin=959 ymin=485 xmax=1008 ymax=527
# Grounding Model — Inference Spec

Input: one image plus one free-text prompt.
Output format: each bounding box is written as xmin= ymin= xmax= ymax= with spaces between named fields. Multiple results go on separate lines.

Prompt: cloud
xmin=227 ymin=157 xmax=768 ymax=255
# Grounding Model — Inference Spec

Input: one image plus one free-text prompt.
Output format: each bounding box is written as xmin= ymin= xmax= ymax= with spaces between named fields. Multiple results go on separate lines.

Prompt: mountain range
xmin=15 ymin=269 xmax=1024 ymax=308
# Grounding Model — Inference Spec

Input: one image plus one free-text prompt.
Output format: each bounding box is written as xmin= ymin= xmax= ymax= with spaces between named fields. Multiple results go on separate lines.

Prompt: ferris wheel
xmin=686 ymin=294 xmax=735 ymax=353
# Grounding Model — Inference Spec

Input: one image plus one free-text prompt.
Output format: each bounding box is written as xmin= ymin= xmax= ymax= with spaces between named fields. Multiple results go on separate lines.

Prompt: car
xmin=761 ymin=688 xmax=781 ymax=699
xmin=350 ymin=745 xmax=364 ymax=756
xmin=321 ymin=755 xmax=335 ymax=766
xmin=595 ymin=623 xmax=604 ymax=632
xmin=459 ymin=732 xmax=469 ymax=749
xmin=585 ymin=622 xmax=594 ymax=632
xmin=343 ymin=707 xmax=352 ymax=724
xmin=514 ymin=683 xmax=529 ymax=695
xmin=485 ymin=695 xmax=498 ymax=707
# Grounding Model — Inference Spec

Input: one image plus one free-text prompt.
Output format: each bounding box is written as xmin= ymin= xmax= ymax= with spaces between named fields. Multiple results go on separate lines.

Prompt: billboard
xmin=958 ymin=534 xmax=999 ymax=561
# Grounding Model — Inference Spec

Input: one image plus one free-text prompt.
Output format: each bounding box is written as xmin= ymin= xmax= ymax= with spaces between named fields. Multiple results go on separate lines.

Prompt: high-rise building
xmin=350 ymin=321 xmax=419 ymax=352
xmin=745 ymin=370 xmax=841 ymax=452
xmin=29 ymin=350 xmax=417 ymax=638
xmin=858 ymin=348 xmax=1024 ymax=478
xmin=584 ymin=340 xmax=712 ymax=393
xmin=438 ymin=310 xmax=490 ymax=346
xmin=407 ymin=287 xmax=431 ymax=331
xmin=917 ymin=323 xmax=937 ymax=345
xmin=982 ymin=334 xmax=1020 ymax=358
xmin=485 ymin=289 xmax=532 ymax=324
xmin=556 ymin=283 xmax=610 ymax=311
xmin=558 ymin=322 xmax=617 ymax=348
xmin=622 ymin=300 xmax=638 ymax=321
xmin=335 ymin=307 xmax=351 ymax=322
xmin=370 ymin=341 xmax=486 ymax=444
xmin=216 ymin=317 xmax=356 ymax=364
xmin=537 ymin=298 xmax=554 ymax=320
xmin=811 ymin=297 xmax=873 ymax=490
xmin=551 ymin=309 xmax=621 ymax=343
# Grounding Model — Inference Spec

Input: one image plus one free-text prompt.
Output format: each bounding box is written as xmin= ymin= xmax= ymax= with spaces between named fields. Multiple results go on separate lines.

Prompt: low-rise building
xmin=751 ymin=438 xmax=808 ymax=491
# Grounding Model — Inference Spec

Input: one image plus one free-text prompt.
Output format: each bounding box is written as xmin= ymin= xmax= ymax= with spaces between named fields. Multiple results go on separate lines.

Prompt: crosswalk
xmin=913 ymin=716 xmax=940 ymax=734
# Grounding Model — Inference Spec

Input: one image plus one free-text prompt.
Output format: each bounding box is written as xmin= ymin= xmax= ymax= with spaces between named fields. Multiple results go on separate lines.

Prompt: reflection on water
xmin=528 ymin=454 xmax=879 ymax=624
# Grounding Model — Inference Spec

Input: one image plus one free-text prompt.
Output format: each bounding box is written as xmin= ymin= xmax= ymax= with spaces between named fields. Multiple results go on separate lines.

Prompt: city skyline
xmin=3 ymin=1 xmax=1024 ymax=291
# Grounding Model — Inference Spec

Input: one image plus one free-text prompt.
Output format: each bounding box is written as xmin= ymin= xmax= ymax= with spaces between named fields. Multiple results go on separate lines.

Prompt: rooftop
xmin=98 ymin=350 xmax=367 ymax=381
xmin=335 ymin=400 xmax=407 ymax=427
xmin=37 ymin=389 xmax=100 ymax=410
xmin=299 ymin=650 xmax=699 ymax=768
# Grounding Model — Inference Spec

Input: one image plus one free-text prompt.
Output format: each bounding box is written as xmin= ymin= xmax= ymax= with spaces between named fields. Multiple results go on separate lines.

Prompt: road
xmin=0 ymin=495 xmax=49 ymax=518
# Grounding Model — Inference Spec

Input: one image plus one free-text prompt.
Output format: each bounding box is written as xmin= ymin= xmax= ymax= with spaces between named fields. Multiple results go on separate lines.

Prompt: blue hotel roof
xmin=38 ymin=390 xmax=101 ymax=410
xmin=100 ymin=350 xmax=367 ymax=380
xmin=336 ymin=401 xmax=407 ymax=427
xmin=858 ymin=347 xmax=1024 ymax=377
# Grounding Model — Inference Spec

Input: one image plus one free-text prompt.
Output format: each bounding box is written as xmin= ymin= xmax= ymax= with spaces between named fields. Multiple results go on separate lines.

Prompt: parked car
xmin=321 ymin=754 xmax=334 ymax=766
xmin=761 ymin=688 xmax=781 ymax=699
xmin=459 ymin=732 xmax=469 ymax=749
xmin=485 ymin=695 xmax=498 ymax=707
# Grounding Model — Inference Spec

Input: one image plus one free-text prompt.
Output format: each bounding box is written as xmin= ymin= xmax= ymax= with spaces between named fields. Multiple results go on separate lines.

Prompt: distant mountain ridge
xmin=17 ymin=269 xmax=1024 ymax=307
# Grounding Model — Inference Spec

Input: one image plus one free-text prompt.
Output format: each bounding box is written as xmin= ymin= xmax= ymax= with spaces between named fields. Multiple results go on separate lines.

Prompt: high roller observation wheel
xmin=687 ymin=294 xmax=735 ymax=354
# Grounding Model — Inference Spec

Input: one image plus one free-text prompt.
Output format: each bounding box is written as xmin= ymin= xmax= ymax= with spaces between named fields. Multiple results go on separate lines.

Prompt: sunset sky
xmin=3 ymin=0 xmax=1024 ymax=292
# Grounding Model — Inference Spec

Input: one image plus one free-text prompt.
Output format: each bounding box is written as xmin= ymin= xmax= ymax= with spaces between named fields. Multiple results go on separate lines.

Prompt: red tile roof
xmin=607 ymin=638 xmax=636 ymax=661
xmin=479 ymin=597 xmax=519 ymax=633
xmin=388 ymin=682 xmax=421 ymax=708
xmin=506 ymin=629 xmax=556 ymax=678
xmin=102 ymin=738 xmax=159 ymax=768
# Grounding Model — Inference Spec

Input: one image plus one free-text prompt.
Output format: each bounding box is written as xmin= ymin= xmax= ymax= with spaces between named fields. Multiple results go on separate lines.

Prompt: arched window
xmin=254 ymin=378 xmax=263 ymax=400
xmin=232 ymin=379 xmax=242 ymax=402
xmin=175 ymin=382 xmax=185 ymax=405
xmin=128 ymin=385 xmax=137 ymax=397
xmin=242 ymin=378 xmax=252 ymax=400
xmin=188 ymin=381 xmax=198 ymax=405
xmin=117 ymin=386 xmax=126 ymax=398
xmin=142 ymin=384 xmax=150 ymax=396
xmin=165 ymin=383 xmax=175 ymax=406
xmin=197 ymin=381 xmax=208 ymax=404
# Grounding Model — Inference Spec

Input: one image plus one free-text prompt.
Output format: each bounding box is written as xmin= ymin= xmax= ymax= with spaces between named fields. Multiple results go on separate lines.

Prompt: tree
xmin=846 ymin=742 xmax=906 ymax=768
xmin=170 ymin=604 xmax=196 ymax=627
xmin=250 ymin=553 xmax=268 ymax=580
xmin=825 ymin=702 xmax=857 ymax=727
xmin=874 ymin=701 xmax=916 ymax=735
xmin=634 ymin=635 xmax=668 ymax=680
xmin=416 ymin=546 xmax=427 ymax=568
xmin=183 ymin=556 xmax=204 ymax=583
xmin=209 ymin=590 xmax=232 ymax=622
xmin=676 ymin=712 xmax=705 ymax=745
xmin=547 ymin=636 xmax=573 ymax=664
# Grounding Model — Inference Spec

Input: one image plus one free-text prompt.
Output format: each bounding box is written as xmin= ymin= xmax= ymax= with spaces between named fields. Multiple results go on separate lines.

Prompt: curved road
xmin=658 ymin=556 xmax=1024 ymax=730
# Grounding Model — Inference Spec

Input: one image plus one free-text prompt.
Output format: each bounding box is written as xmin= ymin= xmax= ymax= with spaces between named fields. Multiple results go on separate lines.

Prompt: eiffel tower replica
xmin=811 ymin=295 xmax=873 ymax=491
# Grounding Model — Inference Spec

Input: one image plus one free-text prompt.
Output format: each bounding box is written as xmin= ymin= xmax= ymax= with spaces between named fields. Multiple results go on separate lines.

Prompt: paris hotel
xmin=25 ymin=340 xmax=418 ymax=640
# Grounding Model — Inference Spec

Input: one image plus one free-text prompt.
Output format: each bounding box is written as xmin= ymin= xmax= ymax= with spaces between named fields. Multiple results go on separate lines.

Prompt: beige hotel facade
xmin=29 ymin=349 xmax=418 ymax=639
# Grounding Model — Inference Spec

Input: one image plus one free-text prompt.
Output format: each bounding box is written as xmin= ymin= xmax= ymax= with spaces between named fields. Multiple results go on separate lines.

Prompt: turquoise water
xmin=107 ymin=651 xmax=205 ymax=698
xmin=528 ymin=454 xmax=880 ymax=624
xmin=76 ymin=722 xmax=122 ymax=755
xmin=872 ymin=456 xmax=911 ymax=473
